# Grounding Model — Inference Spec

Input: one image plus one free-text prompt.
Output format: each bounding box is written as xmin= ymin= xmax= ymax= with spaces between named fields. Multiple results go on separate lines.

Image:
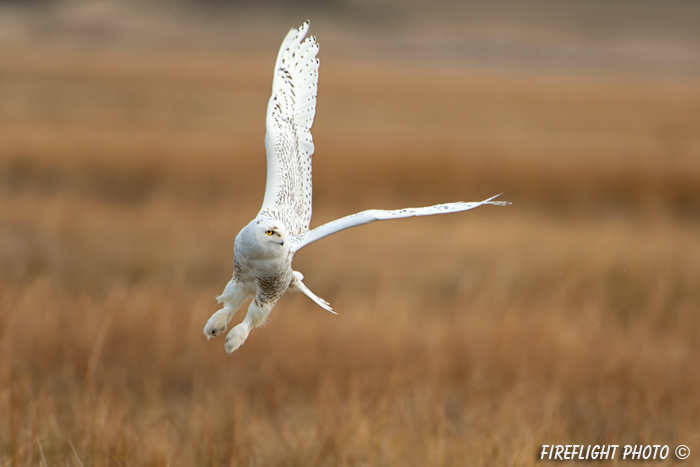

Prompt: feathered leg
xmin=224 ymin=297 xmax=276 ymax=354
xmin=203 ymin=279 xmax=250 ymax=339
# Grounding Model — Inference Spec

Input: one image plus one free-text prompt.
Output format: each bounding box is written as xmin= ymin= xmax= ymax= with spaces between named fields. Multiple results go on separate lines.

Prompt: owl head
xmin=255 ymin=218 xmax=287 ymax=247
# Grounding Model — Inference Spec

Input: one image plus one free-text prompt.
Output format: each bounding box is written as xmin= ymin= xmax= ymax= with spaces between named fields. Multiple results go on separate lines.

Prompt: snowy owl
xmin=204 ymin=21 xmax=508 ymax=354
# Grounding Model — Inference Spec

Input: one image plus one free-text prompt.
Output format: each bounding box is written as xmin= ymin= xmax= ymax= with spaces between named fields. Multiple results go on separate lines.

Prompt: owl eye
xmin=265 ymin=230 xmax=274 ymax=236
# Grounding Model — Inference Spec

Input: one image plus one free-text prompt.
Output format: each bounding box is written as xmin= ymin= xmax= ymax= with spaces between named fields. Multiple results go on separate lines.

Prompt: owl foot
xmin=225 ymin=322 xmax=250 ymax=354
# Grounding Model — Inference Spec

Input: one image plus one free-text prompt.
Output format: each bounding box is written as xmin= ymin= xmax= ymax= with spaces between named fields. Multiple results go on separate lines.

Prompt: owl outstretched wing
xmin=291 ymin=195 xmax=509 ymax=253
xmin=258 ymin=21 xmax=320 ymax=237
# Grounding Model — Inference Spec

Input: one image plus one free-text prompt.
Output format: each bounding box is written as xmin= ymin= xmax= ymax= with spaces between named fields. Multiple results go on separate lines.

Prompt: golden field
xmin=1 ymin=5 xmax=700 ymax=465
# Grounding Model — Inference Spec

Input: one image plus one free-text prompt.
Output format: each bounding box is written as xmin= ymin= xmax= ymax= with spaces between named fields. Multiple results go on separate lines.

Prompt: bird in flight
xmin=204 ymin=21 xmax=508 ymax=354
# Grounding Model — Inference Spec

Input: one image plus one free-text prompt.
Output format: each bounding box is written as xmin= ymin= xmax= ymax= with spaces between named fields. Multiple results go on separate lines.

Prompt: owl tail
xmin=289 ymin=271 xmax=336 ymax=314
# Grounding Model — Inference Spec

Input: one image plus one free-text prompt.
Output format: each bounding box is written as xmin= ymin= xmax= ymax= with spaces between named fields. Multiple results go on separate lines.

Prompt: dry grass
xmin=1 ymin=34 xmax=700 ymax=466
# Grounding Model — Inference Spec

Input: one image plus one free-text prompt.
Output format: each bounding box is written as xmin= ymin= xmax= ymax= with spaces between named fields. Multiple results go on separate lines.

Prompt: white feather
xmin=259 ymin=21 xmax=319 ymax=237
xmin=291 ymin=195 xmax=509 ymax=253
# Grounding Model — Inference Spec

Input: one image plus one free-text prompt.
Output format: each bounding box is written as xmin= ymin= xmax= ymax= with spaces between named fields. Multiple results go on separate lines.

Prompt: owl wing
xmin=257 ymin=21 xmax=320 ymax=237
xmin=290 ymin=195 xmax=509 ymax=253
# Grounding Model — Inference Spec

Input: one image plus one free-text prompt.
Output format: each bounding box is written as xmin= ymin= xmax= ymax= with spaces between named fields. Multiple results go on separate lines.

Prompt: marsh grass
xmin=0 ymin=41 xmax=699 ymax=466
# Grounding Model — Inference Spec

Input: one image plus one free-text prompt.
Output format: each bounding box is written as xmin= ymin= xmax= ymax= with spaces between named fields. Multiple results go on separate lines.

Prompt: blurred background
xmin=0 ymin=0 xmax=699 ymax=465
